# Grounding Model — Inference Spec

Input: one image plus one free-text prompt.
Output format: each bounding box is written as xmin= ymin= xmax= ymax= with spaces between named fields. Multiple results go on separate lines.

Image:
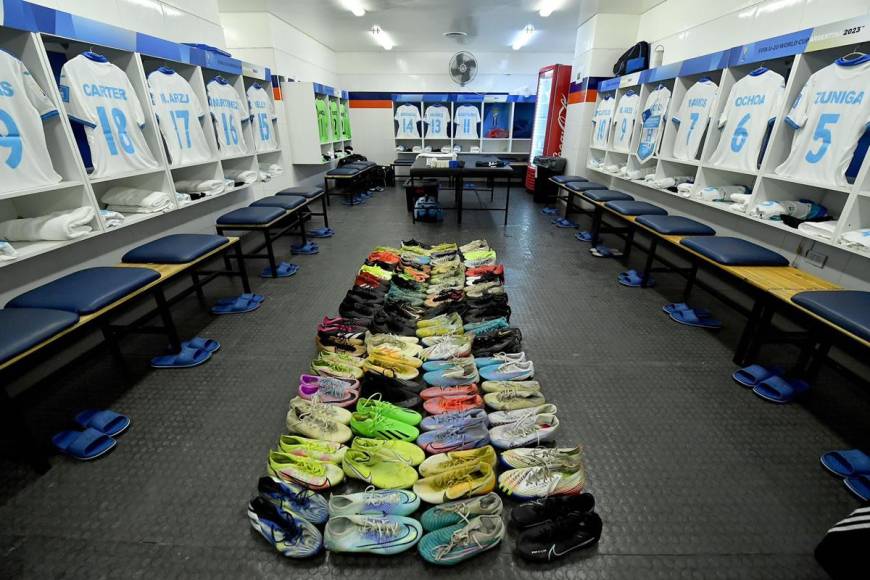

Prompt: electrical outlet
xmin=805 ymin=249 xmax=828 ymax=268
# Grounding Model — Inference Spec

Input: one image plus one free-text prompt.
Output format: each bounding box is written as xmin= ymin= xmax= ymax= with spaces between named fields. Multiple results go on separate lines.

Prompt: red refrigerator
xmin=525 ymin=64 xmax=572 ymax=191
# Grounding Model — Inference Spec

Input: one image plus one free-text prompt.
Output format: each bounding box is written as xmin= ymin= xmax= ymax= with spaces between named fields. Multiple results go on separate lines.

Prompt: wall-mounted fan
xmin=449 ymin=51 xmax=478 ymax=86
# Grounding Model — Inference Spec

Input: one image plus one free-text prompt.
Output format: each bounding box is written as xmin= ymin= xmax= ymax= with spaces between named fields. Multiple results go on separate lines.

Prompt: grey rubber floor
xmin=1 ymin=184 xmax=867 ymax=579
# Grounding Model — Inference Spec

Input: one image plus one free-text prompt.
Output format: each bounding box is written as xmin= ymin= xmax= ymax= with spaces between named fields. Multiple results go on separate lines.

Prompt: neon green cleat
xmin=352 ymin=437 xmax=425 ymax=466
xmin=342 ymin=449 xmax=419 ymax=489
xmin=357 ymin=395 xmax=422 ymax=426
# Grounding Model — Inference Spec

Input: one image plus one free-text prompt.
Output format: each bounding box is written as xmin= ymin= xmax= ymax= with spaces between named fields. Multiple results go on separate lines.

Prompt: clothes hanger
xmin=836 ymin=49 xmax=869 ymax=66
xmin=699 ymin=76 xmax=713 ymax=83
xmin=82 ymin=47 xmax=107 ymax=62
xmin=213 ymin=75 xmax=228 ymax=85
xmin=158 ymin=60 xmax=175 ymax=74
xmin=625 ymin=89 xmax=636 ymax=96
xmin=749 ymin=66 xmax=769 ymax=76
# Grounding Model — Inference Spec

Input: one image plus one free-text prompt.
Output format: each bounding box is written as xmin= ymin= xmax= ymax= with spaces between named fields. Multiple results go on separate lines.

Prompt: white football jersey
xmin=395 ymin=104 xmax=421 ymax=138
xmin=611 ymin=91 xmax=639 ymax=153
xmin=59 ymin=53 xmax=159 ymax=178
xmin=709 ymin=68 xmax=785 ymax=172
xmin=424 ymin=105 xmax=450 ymax=138
xmin=672 ymin=78 xmax=718 ymax=160
xmin=591 ymin=95 xmax=616 ymax=148
xmin=454 ymin=105 xmax=481 ymax=139
xmin=147 ymin=68 xmax=211 ymax=166
xmin=637 ymin=85 xmax=671 ymax=161
xmin=0 ymin=51 xmax=62 ymax=193
xmin=207 ymin=79 xmax=249 ymax=157
xmin=776 ymin=56 xmax=870 ymax=187
xmin=247 ymin=84 xmax=277 ymax=153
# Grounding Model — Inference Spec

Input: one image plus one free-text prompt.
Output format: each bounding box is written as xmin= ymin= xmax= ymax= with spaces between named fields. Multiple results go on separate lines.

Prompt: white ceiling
xmin=218 ymin=0 xmax=583 ymax=52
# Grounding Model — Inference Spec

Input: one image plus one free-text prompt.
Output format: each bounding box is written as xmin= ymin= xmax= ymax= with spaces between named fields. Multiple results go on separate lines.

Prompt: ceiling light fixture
xmin=512 ymin=25 xmax=535 ymax=50
xmin=538 ymin=0 xmax=562 ymax=17
xmin=341 ymin=0 xmax=365 ymax=17
xmin=370 ymin=25 xmax=394 ymax=50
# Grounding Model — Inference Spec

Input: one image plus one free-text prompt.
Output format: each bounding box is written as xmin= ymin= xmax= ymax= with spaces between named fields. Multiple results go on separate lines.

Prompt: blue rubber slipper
xmin=151 ymin=346 xmax=211 ymax=369
xmin=752 ymin=375 xmax=810 ymax=403
xmin=732 ymin=364 xmax=783 ymax=388
xmin=575 ymin=231 xmax=593 ymax=242
xmin=669 ymin=308 xmax=721 ymax=329
xmin=618 ymin=270 xmax=655 ymax=288
xmin=820 ymin=450 xmax=870 ymax=477
xmin=844 ymin=475 xmax=870 ymax=501
xmin=260 ymin=262 xmax=299 ymax=278
xmin=52 ymin=427 xmax=116 ymax=460
xmin=541 ymin=207 xmax=559 ymax=216
xmin=662 ymin=303 xmax=712 ymax=318
xmin=74 ymin=409 xmax=130 ymax=437
xmin=182 ymin=336 xmax=221 ymax=354
xmin=215 ymin=293 xmax=265 ymax=306
xmin=590 ymin=245 xmax=623 ymax=258
xmin=308 ymin=228 xmax=334 ymax=238
xmin=291 ymin=242 xmax=319 ymax=255
xmin=211 ymin=296 xmax=262 ymax=315
xmin=554 ymin=218 xmax=578 ymax=229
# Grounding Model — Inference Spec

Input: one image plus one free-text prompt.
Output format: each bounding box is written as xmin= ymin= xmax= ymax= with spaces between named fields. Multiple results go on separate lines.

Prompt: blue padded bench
xmin=552 ymin=175 xmax=588 ymax=184
xmin=625 ymin=216 xmax=717 ymax=288
xmin=277 ymin=186 xmax=324 ymax=198
xmin=636 ymin=215 xmax=715 ymax=236
xmin=218 ymin=206 xmax=285 ymax=226
xmin=122 ymin=234 xmax=229 ymax=264
xmin=216 ymin=199 xmax=312 ymax=278
xmin=324 ymin=161 xmax=377 ymax=204
xmin=0 ymin=308 xmax=79 ymax=365
xmin=250 ymin=195 xmax=307 ymax=210
xmin=562 ymin=181 xmax=608 ymax=192
xmin=277 ymin=186 xmax=329 ymax=228
xmin=605 ymin=200 xmax=668 ymax=216
xmin=792 ymin=291 xmax=870 ymax=343
xmin=680 ymin=236 xmax=788 ymax=266
xmin=7 ymin=267 xmax=160 ymax=315
xmin=582 ymin=190 xmax=634 ymax=202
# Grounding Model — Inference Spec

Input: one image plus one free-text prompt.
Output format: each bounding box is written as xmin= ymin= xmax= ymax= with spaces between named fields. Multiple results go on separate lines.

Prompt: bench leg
xmin=804 ymin=340 xmax=831 ymax=380
xmin=298 ymin=214 xmax=308 ymax=245
xmin=682 ymin=262 xmax=698 ymax=302
xmin=263 ymin=229 xmax=278 ymax=277
xmin=100 ymin=322 xmax=126 ymax=368
xmin=641 ymin=237 xmax=658 ymax=288
xmin=324 ymin=177 xmax=330 ymax=206
xmin=622 ymin=225 xmax=636 ymax=264
xmin=234 ymin=241 xmax=252 ymax=293
xmin=504 ymin=178 xmax=511 ymax=226
xmin=321 ymin=193 xmax=330 ymax=228
xmin=590 ymin=206 xmax=603 ymax=246
xmin=191 ymin=271 xmax=206 ymax=304
xmin=745 ymin=301 xmax=775 ymax=364
xmin=153 ymin=288 xmax=182 ymax=352
xmin=734 ymin=299 xmax=764 ymax=365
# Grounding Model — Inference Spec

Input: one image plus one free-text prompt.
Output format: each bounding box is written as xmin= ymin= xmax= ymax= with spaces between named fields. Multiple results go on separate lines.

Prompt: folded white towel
xmin=604 ymin=164 xmax=619 ymax=173
xmin=259 ymin=171 xmax=272 ymax=182
xmin=625 ymin=169 xmax=643 ymax=179
xmin=751 ymin=200 xmax=786 ymax=220
xmin=106 ymin=204 xmax=167 ymax=214
xmin=102 ymin=187 xmax=172 ymax=211
xmin=0 ymin=240 xmax=17 ymax=261
xmin=839 ymin=228 xmax=870 ymax=251
xmin=643 ymin=173 xmax=657 ymax=182
xmin=174 ymin=179 xmax=226 ymax=195
xmin=695 ymin=187 xmax=726 ymax=202
xmin=652 ymin=176 xmax=693 ymax=189
xmin=798 ymin=220 xmax=838 ymax=240
xmin=730 ymin=192 xmax=751 ymax=204
xmin=729 ymin=203 xmax=747 ymax=213
xmin=0 ymin=206 xmax=95 ymax=241
xmin=677 ymin=183 xmax=694 ymax=197
xmin=261 ymin=163 xmax=284 ymax=175
xmin=225 ymin=169 xmax=258 ymax=184
xmin=99 ymin=209 xmax=125 ymax=228
xmin=176 ymin=192 xmax=192 ymax=206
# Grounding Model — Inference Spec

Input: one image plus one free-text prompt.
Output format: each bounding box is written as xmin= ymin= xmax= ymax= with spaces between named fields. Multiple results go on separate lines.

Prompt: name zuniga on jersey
xmin=82 ymin=84 xmax=128 ymax=100
xmin=813 ymin=90 xmax=864 ymax=105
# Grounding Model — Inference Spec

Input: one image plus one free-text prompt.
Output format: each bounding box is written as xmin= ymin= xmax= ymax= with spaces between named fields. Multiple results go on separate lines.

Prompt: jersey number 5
xmin=805 ymin=113 xmax=839 ymax=164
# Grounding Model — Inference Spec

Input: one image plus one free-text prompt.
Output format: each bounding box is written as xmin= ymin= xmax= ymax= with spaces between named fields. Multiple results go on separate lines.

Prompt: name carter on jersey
xmin=82 ymin=84 xmax=128 ymax=100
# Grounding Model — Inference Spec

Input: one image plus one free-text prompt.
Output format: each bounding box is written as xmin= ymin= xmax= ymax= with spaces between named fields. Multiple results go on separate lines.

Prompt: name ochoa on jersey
xmin=735 ymin=94 xmax=765 ymax=106
xmin=83 ymin=84 xmax=128 ymax=100
xmin=208 ymin=97 xmax=240 ymax=110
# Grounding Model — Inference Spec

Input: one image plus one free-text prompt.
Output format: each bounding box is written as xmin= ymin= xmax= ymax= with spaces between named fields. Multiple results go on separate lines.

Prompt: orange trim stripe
xmin=350 ymin=100 xmax=393 ymax=109
xmin=568 ymin=89 xmax=598 ymax=104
